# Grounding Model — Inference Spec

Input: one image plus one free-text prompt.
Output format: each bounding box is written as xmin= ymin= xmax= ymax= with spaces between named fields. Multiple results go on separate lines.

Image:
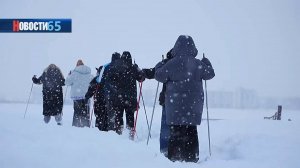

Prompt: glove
xmin=137 ymin=71 xmax=145 ymax=82
xmin=32 ymin=75 xmax=38 ymax=83
xmin=139 ymin=76 xmax=145 ymax=82
xmin=159 ymin=92 xmax=165 ymax=106
xmin=201 ymin=57 xmax=212 ymax=67
xmin=162 ymin=59 xmax=168 ymax=65
xmin=96 ymin=66 xmax=103 ymax=75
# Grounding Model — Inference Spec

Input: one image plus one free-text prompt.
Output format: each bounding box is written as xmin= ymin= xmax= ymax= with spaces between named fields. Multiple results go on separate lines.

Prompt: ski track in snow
xmin=1 ymin=103 xmax=300 ymax=168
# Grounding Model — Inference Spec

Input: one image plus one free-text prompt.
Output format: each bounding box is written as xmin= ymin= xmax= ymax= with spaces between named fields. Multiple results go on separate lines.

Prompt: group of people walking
xmin=85 ymin=51 xmax=144 ymax=138
xmin=32 ymin=35 xmax=215 ymax=163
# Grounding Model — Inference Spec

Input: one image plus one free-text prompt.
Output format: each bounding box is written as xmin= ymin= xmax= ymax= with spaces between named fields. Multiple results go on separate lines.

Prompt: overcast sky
xmin=0 ymin=0 xmax=299 ymax=100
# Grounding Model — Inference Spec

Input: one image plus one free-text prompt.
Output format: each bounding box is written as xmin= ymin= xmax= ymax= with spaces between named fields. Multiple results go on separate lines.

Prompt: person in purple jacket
xmin=155 ymin=35 xmax=215 ymax=162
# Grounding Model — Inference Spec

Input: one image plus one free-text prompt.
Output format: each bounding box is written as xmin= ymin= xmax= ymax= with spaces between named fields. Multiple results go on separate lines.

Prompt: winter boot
xmin=55 ymin=114 xmax=63 ymax=126
xmin=43 ymin=116 xmax=51 ymax=124
xmin=128 ymin=127 xmax=135 ymax=140
xmin=116 ymin=125 xmax=124 ymax=135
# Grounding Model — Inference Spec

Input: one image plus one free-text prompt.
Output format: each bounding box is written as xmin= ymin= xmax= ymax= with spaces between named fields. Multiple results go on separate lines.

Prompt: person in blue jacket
xmin=85 ymin=52 xmax=121 ymax=131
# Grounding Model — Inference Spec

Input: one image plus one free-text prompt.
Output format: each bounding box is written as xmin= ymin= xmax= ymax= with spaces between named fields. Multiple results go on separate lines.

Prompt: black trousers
xmin=160 ymin=106 xmax=170 ymax=156
xmin=106 ymin=94 xmax=135 ymax=133
xmin=94 ymin=104 xmax=108 ymax=131
xmin=113 ymin=106 xmax=135 ymax=134
xmin=116 ymin=107 xmax=135 ymax=128
xmin=73 ymin=99 xmax=90 ymax=127
xmin=168 ymin=125 xmax=199 ymax=162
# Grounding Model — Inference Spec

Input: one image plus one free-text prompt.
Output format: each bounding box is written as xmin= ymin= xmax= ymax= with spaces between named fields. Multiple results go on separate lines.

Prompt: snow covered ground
xmin=1 ymin=102 xmax=299 ymax=168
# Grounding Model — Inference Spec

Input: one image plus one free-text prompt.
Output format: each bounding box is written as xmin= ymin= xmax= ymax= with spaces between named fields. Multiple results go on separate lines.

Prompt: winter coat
xmin=85 ymin=53 xmax=121 ymax=131
xmin=155 ymin=35 xmax=215 ymax=125
xmin=32 ymin=64 xmax=65 ymax=116
xmin=105 ymin=56 xmax=144 ymax=111
xmin=65 ymin=65 xmax=93 ymax=100
xmin=85 ymin=66 xmax=108 ymax=131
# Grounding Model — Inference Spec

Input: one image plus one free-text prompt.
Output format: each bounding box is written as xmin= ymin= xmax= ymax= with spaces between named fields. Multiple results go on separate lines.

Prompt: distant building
xmin=233 ymin=88 xmax=259 ymax=109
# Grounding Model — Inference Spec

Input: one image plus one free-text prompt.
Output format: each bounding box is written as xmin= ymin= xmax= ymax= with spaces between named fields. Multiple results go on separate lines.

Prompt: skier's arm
xmin=32 ymin=73 xmax=44 ymax=84
xmin=154 ymin=61 xmax=169 ymax=83
xmin=201 ymin=58 xmax=215 ymax=80
xmin=32 ymin=76 xmax=41 ymax=84
xmin=142 ymin=68 xmax=155 ymax=79
xmin=85 ymin=77 xmax=97 ymax=99
xmin=133 ymin=64 xmax=145 ymax=82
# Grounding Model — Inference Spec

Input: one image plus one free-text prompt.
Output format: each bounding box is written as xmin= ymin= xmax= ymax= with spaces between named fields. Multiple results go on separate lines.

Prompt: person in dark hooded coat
xmin=105 ymin=51 xmax=144 ymax=138
xmin=32 ymin=64 xmax=65 ymax=125
xmin=85 ymin=52 xmax=121 ymax=131
xmin=155 ymin=35 xmax=215 ymax=162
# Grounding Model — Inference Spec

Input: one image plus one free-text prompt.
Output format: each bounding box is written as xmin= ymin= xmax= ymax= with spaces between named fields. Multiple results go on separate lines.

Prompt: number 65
xmin=48 ymin=21 xmax=61 ymax=31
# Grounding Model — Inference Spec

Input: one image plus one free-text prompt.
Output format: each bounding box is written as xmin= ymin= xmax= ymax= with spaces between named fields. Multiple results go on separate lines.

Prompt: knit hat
xmin=76 ymin=59 xmax=84 ymax=66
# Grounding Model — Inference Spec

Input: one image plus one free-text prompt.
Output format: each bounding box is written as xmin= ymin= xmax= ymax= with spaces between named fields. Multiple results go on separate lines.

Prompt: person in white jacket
xmin=65 ymin=60 xmax=94 ymax=127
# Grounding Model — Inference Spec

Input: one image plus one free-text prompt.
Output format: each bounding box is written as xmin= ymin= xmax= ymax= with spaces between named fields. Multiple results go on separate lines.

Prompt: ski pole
xmin=140 ymin=84 xmax=151 ymax=138
xmin=64 ymin=86 xmax=68 ymax=103
xmin=24 ymin=83 xmax=34 ymax=119
xmin=147 ymin=55 xmax=164 ymax=145
xmin=85 ymin=99 xmax=91 ymax=128
xmin=90 ymin=105 xmax=94 ymax=128
xmin=203 ymin=53 xmax=212 ymax=156
xmin=90 ymin=84 xmax=100 ymax=128
xmin=62 ymin=86 xmax=68 ymax=116
xmin=133 ymin=81 xmax=143 ymax=139
xmin=147 ymin=80 xmax=160 ymax=145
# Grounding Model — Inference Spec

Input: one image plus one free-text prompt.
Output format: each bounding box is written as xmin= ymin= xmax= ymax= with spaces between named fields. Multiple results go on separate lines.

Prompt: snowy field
xmin=0 ymin=103 xmax=299 ymax=168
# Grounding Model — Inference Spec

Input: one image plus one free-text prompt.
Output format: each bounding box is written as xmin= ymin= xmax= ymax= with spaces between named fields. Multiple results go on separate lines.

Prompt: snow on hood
xmin=171 ymin=35 xmax=198 ymax=58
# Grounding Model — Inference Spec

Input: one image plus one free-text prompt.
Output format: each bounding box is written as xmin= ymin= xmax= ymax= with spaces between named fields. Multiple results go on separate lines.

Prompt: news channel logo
xmin=0 ymin=19 xmax=72 ymax=33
